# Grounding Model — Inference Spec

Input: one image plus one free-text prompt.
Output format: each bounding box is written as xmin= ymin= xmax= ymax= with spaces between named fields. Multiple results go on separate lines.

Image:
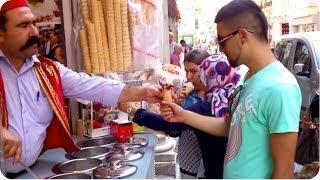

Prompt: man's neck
xmin=244 ymin=44 xmax=276 ymax=79
xmin=8 ymin=58 xmax=25 ymax=71
xmin=1 ymin=51 xmax=26 ymax=71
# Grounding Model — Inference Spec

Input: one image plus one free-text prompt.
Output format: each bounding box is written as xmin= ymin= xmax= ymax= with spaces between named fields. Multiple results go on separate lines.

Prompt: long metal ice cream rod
xmin=18 ymin=161 xmax=40 ymax=179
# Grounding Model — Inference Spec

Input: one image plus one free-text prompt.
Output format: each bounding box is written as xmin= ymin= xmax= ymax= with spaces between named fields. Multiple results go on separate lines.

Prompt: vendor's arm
xmin=118 ymin=85 xmax=162 ymax=103
xmin=58 ymin=63 xmax=161 ymax=106
xmin=161 ymin=101 xmax=230 ymax=137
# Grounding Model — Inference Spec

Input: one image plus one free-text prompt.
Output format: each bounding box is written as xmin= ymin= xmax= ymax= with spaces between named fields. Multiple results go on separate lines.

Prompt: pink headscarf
xmin=199 ymin=54 xmax=241 ymax=117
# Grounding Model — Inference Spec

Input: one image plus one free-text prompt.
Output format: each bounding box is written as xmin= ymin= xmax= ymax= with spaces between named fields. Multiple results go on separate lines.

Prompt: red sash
xmin=0 ymin=56 xmax=79 ymax=153
xmin=0 ymin=72 xmax=8 ymax=128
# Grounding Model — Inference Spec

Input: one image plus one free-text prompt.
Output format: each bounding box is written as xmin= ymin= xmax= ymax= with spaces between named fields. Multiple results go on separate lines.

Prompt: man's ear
xmin=238 ymin=28 xmax=248 ymax=43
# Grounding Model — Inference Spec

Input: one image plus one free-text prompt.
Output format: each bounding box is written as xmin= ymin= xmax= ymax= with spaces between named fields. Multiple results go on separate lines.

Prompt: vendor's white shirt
xmin=0 ymin=51 xmax=125 ymax=173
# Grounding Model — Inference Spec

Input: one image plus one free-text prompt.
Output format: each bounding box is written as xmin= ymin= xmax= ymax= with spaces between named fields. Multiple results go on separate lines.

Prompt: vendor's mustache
xmin=19 ymin=36 xmax=40 ymax=51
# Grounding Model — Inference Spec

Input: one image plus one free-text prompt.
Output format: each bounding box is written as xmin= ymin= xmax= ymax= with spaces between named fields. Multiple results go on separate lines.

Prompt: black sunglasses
xmin=216 ymin=29 xmax=254 ymax=48
xmin=228 ymin=85 xmax=243 ymax=116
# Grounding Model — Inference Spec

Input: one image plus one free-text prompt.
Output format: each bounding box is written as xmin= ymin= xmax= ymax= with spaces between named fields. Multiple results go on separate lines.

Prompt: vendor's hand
xmin=160 ymin=101 xmax=186 ymax=122
xmin=144 ymin=86 xmax=162 ymax=103
xmin=118 ymin=102 xmax=133 ymax=112
xmin=2 ymin=127 xmax=22 ymax=164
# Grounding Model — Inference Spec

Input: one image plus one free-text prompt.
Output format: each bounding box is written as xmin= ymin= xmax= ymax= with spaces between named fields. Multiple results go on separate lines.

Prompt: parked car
xmin=275 ymin=31 xmax=320 ymax=112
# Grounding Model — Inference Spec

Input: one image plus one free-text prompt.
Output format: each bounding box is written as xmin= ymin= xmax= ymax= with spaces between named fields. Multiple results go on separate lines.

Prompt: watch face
xmin=126 ymin=107 xmax=132 ymax=114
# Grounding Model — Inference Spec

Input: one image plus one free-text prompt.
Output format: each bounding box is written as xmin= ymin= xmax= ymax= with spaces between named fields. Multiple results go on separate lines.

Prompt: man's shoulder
xmin=36 ymin=55 xmax=61 ymax=74
xmin=255 ymin=61 xmax=298 ymax=87
xmin=247 ymin=70 xmax=300 ymax=101
xmin=37 ymin=56 xmax=58 ymax=67
xmin=37 ymin=55 xmax=55 ymax=62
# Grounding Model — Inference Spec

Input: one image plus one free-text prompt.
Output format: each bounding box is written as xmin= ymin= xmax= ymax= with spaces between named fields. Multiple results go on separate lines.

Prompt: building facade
xmin=255 ymin=0 xmax=320 ymax=46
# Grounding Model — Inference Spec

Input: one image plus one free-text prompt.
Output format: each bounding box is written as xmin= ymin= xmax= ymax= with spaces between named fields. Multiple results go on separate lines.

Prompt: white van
xmin=275 ymin=31 xmax=320 ymax=112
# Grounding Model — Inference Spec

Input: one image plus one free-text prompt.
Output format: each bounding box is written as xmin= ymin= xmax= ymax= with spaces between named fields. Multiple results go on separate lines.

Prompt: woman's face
xmin=184 ymin=61 xmax=205 ymax=91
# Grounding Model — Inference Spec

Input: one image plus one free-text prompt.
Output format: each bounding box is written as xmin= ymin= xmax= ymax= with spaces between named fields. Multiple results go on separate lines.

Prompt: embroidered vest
xmin=0 ymin=56 xmax=79 ymax=153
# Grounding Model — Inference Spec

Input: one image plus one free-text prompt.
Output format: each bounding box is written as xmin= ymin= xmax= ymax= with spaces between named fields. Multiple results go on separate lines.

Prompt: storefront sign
xmin=281 ymin=23 xmax=289 ymax=35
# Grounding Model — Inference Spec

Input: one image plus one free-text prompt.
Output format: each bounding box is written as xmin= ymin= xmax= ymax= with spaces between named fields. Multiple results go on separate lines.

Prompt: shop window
xmin=275 ymin=40 xmax=292 ymax=67
xmin=294 ymin=42 xmax=312 ymax=77
xmin=293 ymin=25 xmax=300 ymax=33
xmin=302 ymin=24 xmax=316 ymax=32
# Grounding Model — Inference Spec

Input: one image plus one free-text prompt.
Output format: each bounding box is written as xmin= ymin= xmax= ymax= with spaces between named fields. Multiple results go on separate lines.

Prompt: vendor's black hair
xmin=0 ymin=12 xmax=7 ymax=31
xmin=215 ymin=0 xmax=268 ymax=42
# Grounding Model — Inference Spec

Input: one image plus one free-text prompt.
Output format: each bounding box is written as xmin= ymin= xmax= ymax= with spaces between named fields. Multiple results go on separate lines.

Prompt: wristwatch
xmin=126 ymin=107 xmax=133 ymax=121
xmin=126 ymin=107 xmax=133 ymax=114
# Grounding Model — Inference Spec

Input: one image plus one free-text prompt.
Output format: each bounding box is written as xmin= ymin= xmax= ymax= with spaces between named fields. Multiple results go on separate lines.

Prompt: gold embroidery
xmin=34 ymin=65 xmax=70 ymax=135
xmin=44 ymin=62 xmax=60 ymax=85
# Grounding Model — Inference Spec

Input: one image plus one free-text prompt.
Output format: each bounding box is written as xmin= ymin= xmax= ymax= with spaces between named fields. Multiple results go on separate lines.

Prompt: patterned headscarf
xmin=199 ymin=54 xmax=241 ymax=117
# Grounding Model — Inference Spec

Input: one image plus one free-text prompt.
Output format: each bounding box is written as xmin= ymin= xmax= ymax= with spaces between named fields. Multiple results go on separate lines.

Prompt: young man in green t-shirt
xmin=160 ymin=0 xmax=302 ymax=178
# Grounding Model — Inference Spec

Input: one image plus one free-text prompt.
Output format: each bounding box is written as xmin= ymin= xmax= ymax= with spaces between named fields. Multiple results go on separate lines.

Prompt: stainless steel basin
xmin=77 ymin=136 xmax=116 ymax=148
xmin=48 ymin=172 xmax=91 ymax=179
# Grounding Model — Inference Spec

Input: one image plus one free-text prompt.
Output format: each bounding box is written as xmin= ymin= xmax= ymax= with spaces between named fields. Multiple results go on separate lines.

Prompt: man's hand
xmin=2 ymin=128 xmax=22 ymax=164
xmin=161 ymin=102 xmax=230 ymax=137
xmin=160 ymin=101 xmax=186 ymax=122
xmin=143 ymin=86 xmax=162 ymax=103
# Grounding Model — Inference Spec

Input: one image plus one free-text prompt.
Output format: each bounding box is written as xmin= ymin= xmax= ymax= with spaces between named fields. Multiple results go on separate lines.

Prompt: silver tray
xmin=130 ymin=137 xmax=148 ymax=147
xmin=77 ymin=136 xmax=116 ymax=148
xmin=48 ymin=172 xmax=91 ymax=179
xmin=69 ymin=146 xmax=111 ymax=159
xmin=93 ymin=162 xmax=137 ymax=179
xmin=58 ymin=158 xmax=102 ymax=173
xmin=114 ymin=137 xmax=148 ymax=149
xmin=105 ymin=148 xmax=144 ymax=162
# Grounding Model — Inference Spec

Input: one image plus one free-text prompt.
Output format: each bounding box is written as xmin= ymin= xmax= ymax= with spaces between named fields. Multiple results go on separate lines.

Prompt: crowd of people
xmin=169 ymin=32 xmax=194 ymax=68
xmin=38 ymin=29 xmax=64 ymax=64
xmin=0 ymin=0 xmax=317 ymax=179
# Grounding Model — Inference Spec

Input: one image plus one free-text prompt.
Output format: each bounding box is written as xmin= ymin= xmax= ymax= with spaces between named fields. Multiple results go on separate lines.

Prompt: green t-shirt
xmin=224 ymin=61 xmax=302 ymax=178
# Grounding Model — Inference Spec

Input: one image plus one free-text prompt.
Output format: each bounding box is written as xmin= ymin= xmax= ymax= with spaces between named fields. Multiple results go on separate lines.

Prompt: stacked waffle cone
xmin=121 ymin=0 xmax=133 ymax=71
xmin=78 ymin=0 xmax=133 ymax=73
xmin=114 ymin=0 xmax=124 ymax=71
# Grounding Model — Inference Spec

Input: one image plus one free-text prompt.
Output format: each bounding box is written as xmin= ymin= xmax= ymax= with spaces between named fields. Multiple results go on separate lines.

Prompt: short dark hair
xmin=180 ymin=39 xmax=186 ymax=44
xmin=215 ymin=0 xmax=268 ymax=42
xmin=0 ymin=12 xmax=7 ymax=31
xmin=184 ymin=49 xmax=210 ymax=65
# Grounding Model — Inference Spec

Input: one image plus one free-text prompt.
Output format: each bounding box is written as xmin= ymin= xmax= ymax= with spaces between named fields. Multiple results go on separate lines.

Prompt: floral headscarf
xmin=199 ymin=54 xmax=241 ymax=117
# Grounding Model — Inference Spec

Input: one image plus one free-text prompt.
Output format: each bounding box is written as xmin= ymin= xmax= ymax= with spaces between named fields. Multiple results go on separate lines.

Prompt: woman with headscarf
xmin=191 ymin=54 xmax=240 ymax=178
xmin=120 ymin=50 xmax=209 ymax=178
xmin=120 ymin=54 xmax=241 ymax=178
